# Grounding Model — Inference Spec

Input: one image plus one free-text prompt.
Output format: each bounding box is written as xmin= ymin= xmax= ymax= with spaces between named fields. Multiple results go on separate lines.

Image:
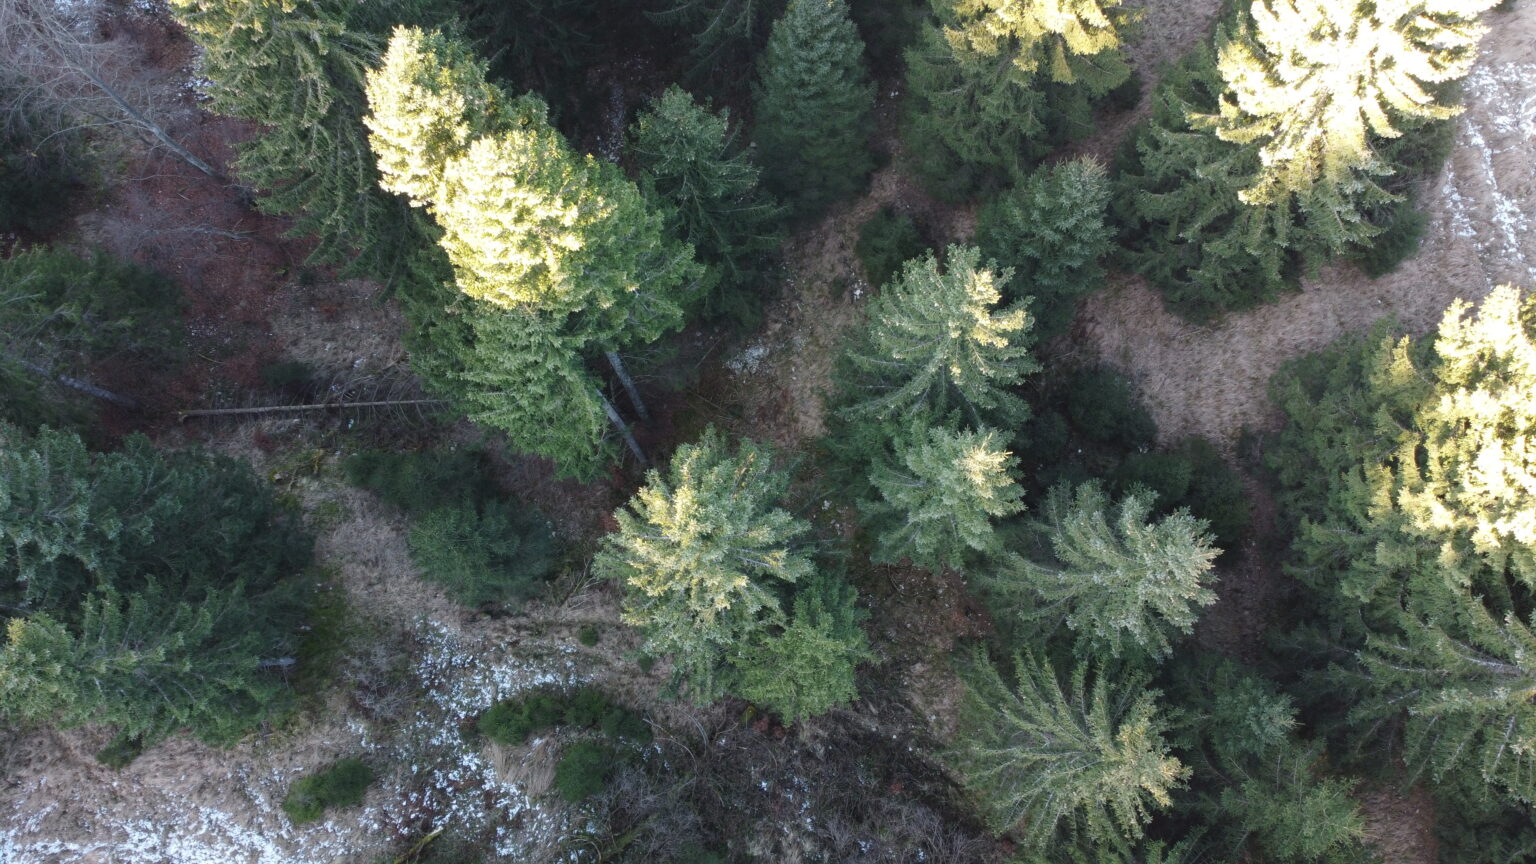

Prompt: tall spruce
xmin=1269 ymin=286 xmax=1536 ymax=808
xmin=864 ymin=424 xmax=1025 ymax=571
xmin=1112 ymin=42 xmax=1360 ymax=323
xmin=753 ymin=0 xmax=875 ymax=217
xmin=629 ymin=85 xmax=783 ymax=284
xmin=1203 ymin=0 xmax=1496 ymax=205
xmin=595 ymin=429 xmax=812 ymax=701
xmin=0 ymin=425 xmax=311 ymax=749
xmin=951 ymin=649 xmax=1187 ymax=850
xmin=166 ymin=0 xmax=428 ymax=276
xmin=903 ymin=0 xmax=1131 ymax=197
xmin=842 ymin=245 xmax=1038 ymax=433
xmin=987 ymin=482 xmax=1219 ymax=658
xmin=976 ymin=157 xmax=1112 ymax=340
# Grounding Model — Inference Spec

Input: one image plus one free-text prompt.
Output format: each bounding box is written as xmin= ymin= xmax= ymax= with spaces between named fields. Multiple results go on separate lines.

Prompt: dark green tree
xmin=653 ymin=0 xmax=780 ymax=75
xmin=753 ymin=0 xmax=875 ymax=217
xmin=733 ymin=573 xmax=871 ymax=722
xmin=976 ymin=157 xmax=1112 ymax=340
xmin=0 ymin=425 xmax=311 ymax=749
xmin=166 ymin=0 xmax=432 ymax=277
xmin=864 ymin=424 xmax=1025 ymax=571
xmin=595 ymin=429 xmax=812 ymax=701
xmin=987 ymin=482 xmax=1218 ymax=659
xmin=951 ymin=649 xmax=1186 ymax=850
xmin=841 ymin=245 xmax=1038 ymax=434
xmin=629 ymin=85 xmax=783 ymax=284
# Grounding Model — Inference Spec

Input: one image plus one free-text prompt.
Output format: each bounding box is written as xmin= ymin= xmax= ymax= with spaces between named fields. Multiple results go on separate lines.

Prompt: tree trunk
xmin=78 ymin=65 xmax=225 ymax=182
xmin=606 ymin=350 xmax=650 ymax=423
xmin=178 ymin=398 xmax=443 ymax=419
xmin=12 ymin=356 xmax=139 ymax=408
xmin=598 ymin=389 xmax=648 ymax=466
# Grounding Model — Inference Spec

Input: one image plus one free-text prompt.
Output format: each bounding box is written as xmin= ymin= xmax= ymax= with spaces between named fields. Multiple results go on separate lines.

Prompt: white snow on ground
xmin=0 ymin=623 xmax=582 ymax=864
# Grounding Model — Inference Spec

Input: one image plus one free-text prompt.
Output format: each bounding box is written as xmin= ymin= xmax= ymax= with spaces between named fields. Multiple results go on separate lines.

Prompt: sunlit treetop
xmin=1205 ymin=0 xmax=1495 ymax=203
xmin=941 ymin=0 xmax=1132 ymax=91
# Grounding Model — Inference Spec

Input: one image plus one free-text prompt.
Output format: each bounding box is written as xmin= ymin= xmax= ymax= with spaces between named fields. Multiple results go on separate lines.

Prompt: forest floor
xmin=4 ymin=2 xmax=1536 ymax=862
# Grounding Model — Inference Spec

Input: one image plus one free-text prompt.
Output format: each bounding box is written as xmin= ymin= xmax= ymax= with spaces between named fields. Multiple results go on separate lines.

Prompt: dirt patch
xmin=1360 ymin=784 xmax=1438 ymax=864
xmin=1080 ymin=6 xmax=1536 ymax=448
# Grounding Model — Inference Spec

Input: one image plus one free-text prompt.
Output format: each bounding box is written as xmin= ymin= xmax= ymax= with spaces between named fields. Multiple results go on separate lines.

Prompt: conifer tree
xmin=864 ymin=424 xmax=1025 ymax=571
xmin=903 ymin=0 xmax=1131 ymax=197
xmin=951 ymin=649 xmax=1186 ymax=850
xmin=1342 ymin=598 xmax=1536 ymax=806
xmin=595 ymin=429 xmax=812 ymax=701
xmin=1112 ymin=43 xmax=1348 ymax=322
xmin=629 ymin=85 xmax=783 ymax=284
xmin=734 ymin=573 xmax=871 ymax=722
xmin=753 ymin=0 xmax=875 ymax=216
xmin=987 ymin=482 xmax=1219 ymax=658
xmin=653 ymin=0 xmax=778 ymax=74
xmin=976 ymin=158 xmax=1112 ymax=340
xmin=166 ymin=0 xmax=427 ymax=276
xmin=0 ymin=425 xmax=311 ymax=749
xmin=1203 ymin=0 xmax=1496 ymax=205
xmin=842 ymin=245 xmax=1038 ymax=433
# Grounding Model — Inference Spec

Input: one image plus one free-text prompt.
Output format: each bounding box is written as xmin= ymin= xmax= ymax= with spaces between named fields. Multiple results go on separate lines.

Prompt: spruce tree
xmin=0 ymin=425 xmax=311 ymax=749
xmin=987 ymin=482 xmax=1218 ymax=658
xmin=166 ymin=0 xmax=428 ymax=276
xmin=753 ymin=0 xmax=875 ymax=217
xmin=864 ymin=424 xmax=1025 ymax=571
xmin=653 ymin=0 xmax=778 ymax=75
xmin=951 ymin=649 xmax=1186 ymax=850
xmin=976 ymin=157 xmax=1112 ymax=340
xmin=903 ymin=0 xmax=1131 ymax=197
xmin=733 ymin=572 xmax=871 ymax=722
xmin=842 ymin=245 xmax=1038 ymax=433
xmin=595 ymin=429 xmax=812 ymax=701
xmin=1204 ymin=0 xmax=1496 ymax=205
xmin=628 ymin=85 xmax=783 ymax=283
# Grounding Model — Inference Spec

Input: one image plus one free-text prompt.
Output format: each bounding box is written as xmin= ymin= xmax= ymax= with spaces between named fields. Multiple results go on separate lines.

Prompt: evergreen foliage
xmin=855 ymin=206 xmax=926 ymax=290
xmin=0 ymin=426 xmax=311 ymax=749
xmin=1269 ymin=286 xmax=1536 ymax=809
xmin=864 ymin=424 xmax=1025 ymax=571
xmin=976 ymin=158 xmax=1112 ymax=340
xmin=903 ymin=0 xmax=1131 ymax=197
xmin=166 ymin=0 xmax=429 ymax=276
xmin=282 ymin=758 xmax=375 ymax=824
xmin=986 ymin=482 xmax=1218 ymax=658
xmin=629 ymin=85 xmax=783 ymax=285
xmin=1202 ymin=0 xmax=1496 ymax=205
xmin=653 ymin=0 xmax=781 ymax=75
xmin=0 ymin=248 xmax=182 ymax=430
xmin=734 ymin=573 xmax=871 ymax=722
xmin=1170 ymin=654 xmax=1369 ymax=864
xmin=753 ymin=0 xmax=876 ymax=217
xmin=841 ymin=246 xmax=1038 ymax=433
xmin=951 ymin=649 xmax=1186 ymax=850
xmin=0 ymin=83 xmax=82 ymax=236
xmin=555 ymin=740 xmax=620 ymax=802
xmin=407 ymin=501 xmax=557 ymax=608
xmin=596 ymin=429 xmax=812 ymax=701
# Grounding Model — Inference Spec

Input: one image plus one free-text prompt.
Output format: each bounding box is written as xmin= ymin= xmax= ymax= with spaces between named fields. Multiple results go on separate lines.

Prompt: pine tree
xmin=629 ymin=85 xmax=783 ymax=284
xmin=1203 ymin=0 xmax=1496 ymax=206
xmin=753 ymin=0 xmax=875 ymax=217
xmin=842 ymin=245 xmax=1038 ymax=433
xmin=734 ymin=572 xmax=871 ymax=722
xmin=951 ymin=648 xmax=1186 ymax=849
xmin=0 ymin=425 xmax=311 ymax=749
xmin=987 ymin=482 xmax=1219 ymax=658
xmin=166 ymin=0 xmax=429 ymax=276
xmin=595 ymin=429 xmax=812 ymax=701
xmin=976 ymin=157 xmax=1112 ymax=340
xmin=864 ymin=424 xmax=1025 ymax=571
xmin=903 ymin=0 xmax=1131 ymax=197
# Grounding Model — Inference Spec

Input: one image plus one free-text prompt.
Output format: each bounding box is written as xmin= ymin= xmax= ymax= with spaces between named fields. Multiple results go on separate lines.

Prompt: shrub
xmin=343 ymin=447 xmax=497 ymax=515
xmin=282 ymin=757 xmax=375 ymax=825
xmin=578 ymin=624 xmax=600 ymax=646
xmin=479 ymin=691 xmax=564 ymax=745
xmin=1064 ymin=366 xmax=1157 ymax=450
xmin=259 ymin=360 xmax=317 ymax=396
xmin=562 ymin=686 xmax=614 ymax=728
xmin=855 ymin=206 xmax=925 ymax=289
xmin=1116 ymin=437 xmax=1251 ymax=551
xmin=554 ymin=740 xmax=619 ymax=802
xmin=601 ymin=707 xmax=652 ymax=745
xmin=407 ymin=500 xmax=557 ymax=608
